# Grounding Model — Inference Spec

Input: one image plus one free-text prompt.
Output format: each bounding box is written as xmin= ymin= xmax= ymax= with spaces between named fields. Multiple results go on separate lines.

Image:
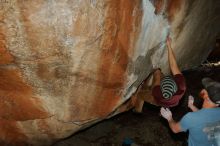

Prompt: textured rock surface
xmin=0 ymin=0 xmax=219 ymax=145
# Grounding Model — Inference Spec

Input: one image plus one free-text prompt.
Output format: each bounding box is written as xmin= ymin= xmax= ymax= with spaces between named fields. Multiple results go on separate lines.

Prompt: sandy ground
xmin=53 ymin=66 xmax=220 ymax=146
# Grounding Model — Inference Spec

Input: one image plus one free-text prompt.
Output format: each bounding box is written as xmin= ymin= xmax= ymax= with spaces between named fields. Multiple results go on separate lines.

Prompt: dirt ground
xmin=53 ymin=66 xmax=220 ymax=146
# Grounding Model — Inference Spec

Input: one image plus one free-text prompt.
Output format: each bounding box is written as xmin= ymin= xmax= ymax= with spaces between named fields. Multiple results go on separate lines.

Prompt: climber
xmin=160 ymin=77 xmax=220 ymax=146
xmin=133 ymin=36 xmax=186 ymax=112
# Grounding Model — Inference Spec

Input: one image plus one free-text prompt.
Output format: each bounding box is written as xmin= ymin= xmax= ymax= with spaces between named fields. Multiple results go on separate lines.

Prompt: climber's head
xmin=160 ymin=76 xmax=178 ymax=99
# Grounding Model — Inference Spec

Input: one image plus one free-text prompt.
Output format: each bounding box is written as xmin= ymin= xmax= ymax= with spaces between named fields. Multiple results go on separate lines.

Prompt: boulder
xmin=0 ymin=0 xmax=219 ymax=145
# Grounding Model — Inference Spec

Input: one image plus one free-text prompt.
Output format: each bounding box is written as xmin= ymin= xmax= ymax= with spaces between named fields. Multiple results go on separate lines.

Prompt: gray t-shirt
xmin=203 ymin=121 xmax=220 ymax=146
xmin=180 ymin=108 xmax=220 ymax=146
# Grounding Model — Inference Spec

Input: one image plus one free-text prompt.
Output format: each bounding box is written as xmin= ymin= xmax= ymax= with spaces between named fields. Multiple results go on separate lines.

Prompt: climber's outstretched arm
xmin=166 ymin=37 xmax=181 ymax=75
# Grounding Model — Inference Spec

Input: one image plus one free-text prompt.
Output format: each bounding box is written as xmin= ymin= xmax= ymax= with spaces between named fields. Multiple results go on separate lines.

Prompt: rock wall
xmin=0 ymin=0 xmax=219 ymax=145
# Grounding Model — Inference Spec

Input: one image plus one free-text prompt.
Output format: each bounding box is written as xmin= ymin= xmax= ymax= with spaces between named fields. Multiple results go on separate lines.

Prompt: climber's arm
xmin=152 ymin=69 xmax=162 ymax=87
xmin=166 ymin=37 xmax=181 ymax=75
